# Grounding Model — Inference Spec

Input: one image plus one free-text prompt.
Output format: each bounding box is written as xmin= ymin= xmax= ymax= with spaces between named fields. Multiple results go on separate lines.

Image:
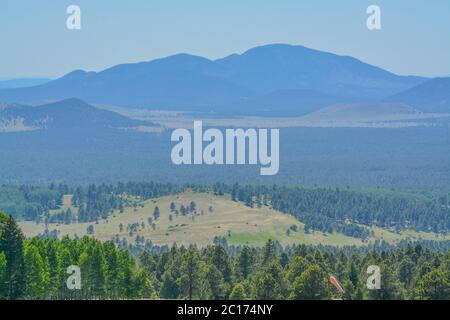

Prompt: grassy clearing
xmin=18 ymin=192 xmax=450 ymax=247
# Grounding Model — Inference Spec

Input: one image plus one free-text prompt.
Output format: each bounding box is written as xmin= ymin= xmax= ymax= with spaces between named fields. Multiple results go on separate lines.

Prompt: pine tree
xmin=177 ymin=249 xmax=202 ymax=299
xmin=153 ymin=207 xmax=160 ymax=220
xmin=0 ymin=214 xmax=26 ymax=299
xmin=252 ymin=261 xmax=285 ymax=299
xmin=23 ymin=243 xmax=49 ymax=299
xmin=415 ymin=268 xmax=450 ymax=300
xmin=285 ymin=256 xmax=309 ymax=283
xmin=210 ymin=245 xmax=232 ymax=283
xmin=342 ymin=279 xmax=355 ymax=300
xmin=230 ymin=282 xmax=247 ymax=300
xmin=346 ymin=258 xmax=359 ymax=287
xmin=104 ymin=241 xmax=120 ymax=298
xmin=160 ymin=271 xmax=179 ymax=299
xmin=0 ymin=252 xmax=7 ymax=299
xmin=205 ymin=264 xmax=227 ymax=300
xmin=43 ymin=240 xmax=61 ymax=298
xmin=262 ymin=239 xmax=277 ymax=265
xmin=289 ymin=264 xmax=329 ymax=300
xmin=90 ymin=244 xmax=107 ymax=298
xmin=236 ymin=246 xmax=254 ymax=280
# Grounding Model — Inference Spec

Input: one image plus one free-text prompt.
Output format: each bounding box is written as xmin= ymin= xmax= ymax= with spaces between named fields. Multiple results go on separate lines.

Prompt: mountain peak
xmin=43 ymin=97 xmax=93 ymax=108
xmin=0 ymin=43 xmax=427 ymax=112
xmin=238 ymin=43 xmax=326 ymax=57
xmin=61 ymin=69 xmax=89 ymax=78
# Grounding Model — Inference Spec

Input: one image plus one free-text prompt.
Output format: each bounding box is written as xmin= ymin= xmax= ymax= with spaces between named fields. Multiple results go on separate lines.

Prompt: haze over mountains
xmin=0 ymin=44 xmax=448 ymax=188
xmin=386 ymin=77 xmax=450 ymax=113
xmin=2 ymin=44 xmax=444 ymax=116
xmin=0 ymin=78 xmax=51 ymax=89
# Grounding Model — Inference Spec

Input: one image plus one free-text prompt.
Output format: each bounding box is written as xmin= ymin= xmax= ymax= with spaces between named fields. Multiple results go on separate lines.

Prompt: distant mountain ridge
xmin=386 ymin=77 xmax=450 ymax=113
xmin=0 ymin=78 xmax=51 ymax=89
xmin=303 ymin=102 xmax=421 ymax=121
xmin=0 ymin=44 xmax=427 ymax=116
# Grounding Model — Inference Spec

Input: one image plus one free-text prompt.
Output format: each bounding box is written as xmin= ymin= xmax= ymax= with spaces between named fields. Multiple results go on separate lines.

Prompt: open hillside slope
xmin=18 ymin=192 xmax=449 ymax=247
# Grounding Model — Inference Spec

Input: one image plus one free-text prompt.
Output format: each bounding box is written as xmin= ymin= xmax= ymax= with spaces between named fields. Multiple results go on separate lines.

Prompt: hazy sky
xmin=1 ymin=0 xmax=449 ymax=78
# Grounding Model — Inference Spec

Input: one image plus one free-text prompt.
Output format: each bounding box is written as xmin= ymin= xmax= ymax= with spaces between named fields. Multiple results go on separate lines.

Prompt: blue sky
xmin=1 ymin=0 xmax=449 ymax=78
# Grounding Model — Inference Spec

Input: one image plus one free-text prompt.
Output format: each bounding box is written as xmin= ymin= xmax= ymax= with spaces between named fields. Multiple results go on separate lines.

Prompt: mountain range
xmin=1 ymin=44 xmax=441 ymax=116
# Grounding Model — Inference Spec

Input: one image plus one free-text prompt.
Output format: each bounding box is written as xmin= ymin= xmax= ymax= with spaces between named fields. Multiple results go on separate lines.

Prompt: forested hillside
xmin=2 ymin=182 xmax=449 ymax=241
xmin=213 ymin=183 xmax=450 ymax=236
xmin=1 ymin=213 xmax=449 ymax=300
xmin=0 ymin=182 xmax=186 ymax=222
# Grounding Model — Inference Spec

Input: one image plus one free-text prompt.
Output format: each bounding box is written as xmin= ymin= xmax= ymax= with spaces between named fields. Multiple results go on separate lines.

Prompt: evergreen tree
xmin=230 ymin=282 xmax=247 ymax=300
xmin=153 ymin=207 xmax=160 ymax=220
xmin=262 ymin=239 xmax=277 ymax=265
xmin=0 ymin=252 xmax=7 ymax=299
xmin=236 ymin=246 xmax=254 ymax=280
xmin=252 ymin=261 xmax=285 ymax=299
xmin=160 ymin=272 xmax=179 ymax=299
xmin=285 ymin=256 xmax=309 ymax=283
xmin=177 ymin=249 xmax=202 ymax=299
xmin=0 ymin=214 xmax=26 ymax=299
xmin=415 ymin=268 xmax=450 ymax=300
xmin=23 ymin=243 xmax=49 ymax=299
xmin=289 ymin=264 xmax=329 ymax=300
xmin=205 ymin=264 xmax=228 ymax=300
xmin=210 ymin=245 xmax=232 ymax=283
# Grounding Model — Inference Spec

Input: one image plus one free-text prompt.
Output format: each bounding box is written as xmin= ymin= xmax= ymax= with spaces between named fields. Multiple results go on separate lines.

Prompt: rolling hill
xmin=387 ymin=77 xmax=450 ymax=113
xmin=0 ymin=44 xmax=426 ymax=115
xmin=0 ymin=98 xmax=153 ymax=132
xmin=18 ymin=192 xmax=449 ymax=247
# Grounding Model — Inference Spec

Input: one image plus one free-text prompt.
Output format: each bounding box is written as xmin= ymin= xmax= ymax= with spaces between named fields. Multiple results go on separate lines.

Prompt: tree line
xmin=0 ymin=184 xmax=66 ymax=222
xmin=213 ymin=183 xmax=450 ymax=238
xmin=0 ymin=182 xmax=186 ymax=224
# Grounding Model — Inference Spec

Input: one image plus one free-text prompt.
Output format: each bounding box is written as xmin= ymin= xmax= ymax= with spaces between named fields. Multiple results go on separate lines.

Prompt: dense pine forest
xmin=1 ymin=212 xmax=449 ymax=300
xmin=1 ymin=182 xmax=449 ymax=300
